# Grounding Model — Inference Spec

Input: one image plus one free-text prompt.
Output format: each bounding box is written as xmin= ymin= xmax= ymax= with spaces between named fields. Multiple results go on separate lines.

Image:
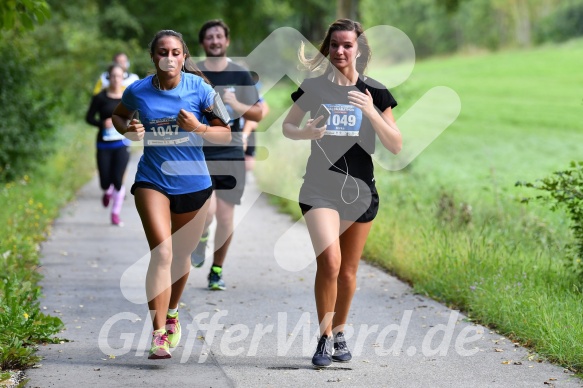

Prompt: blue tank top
xmin=121 ymin=73 xmax=215 ymax=195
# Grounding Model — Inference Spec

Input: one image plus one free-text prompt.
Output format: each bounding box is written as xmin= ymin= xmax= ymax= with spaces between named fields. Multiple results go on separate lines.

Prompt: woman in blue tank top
xmin=112 ymin=30 xmax=231 ymax=360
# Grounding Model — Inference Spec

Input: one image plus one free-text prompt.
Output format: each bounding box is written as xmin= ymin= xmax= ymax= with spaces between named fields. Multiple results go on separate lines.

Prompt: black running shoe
xmin=312 ymin=335 xmax=333 ymax=368
xmin=332 ymin=331 xmax=352 ymax=362
xmin=208 ymin=265 xmax=226 ymax=291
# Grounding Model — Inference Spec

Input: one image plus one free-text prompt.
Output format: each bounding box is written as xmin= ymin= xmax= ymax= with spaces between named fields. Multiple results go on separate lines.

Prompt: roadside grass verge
xmin=255 ymin=39 xmax=583 ymax=372
xmin=0 ymin=122 xmax=94 ymax=374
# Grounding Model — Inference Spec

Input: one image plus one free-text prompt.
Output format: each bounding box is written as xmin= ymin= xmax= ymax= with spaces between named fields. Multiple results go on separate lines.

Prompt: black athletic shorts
xmin=130 ymin=181 xmax=213 ymax=214
xmin=206 ymin=159 xmax=246 ymax=205
xmin=299 ymin=178 xmax=379 ymax=223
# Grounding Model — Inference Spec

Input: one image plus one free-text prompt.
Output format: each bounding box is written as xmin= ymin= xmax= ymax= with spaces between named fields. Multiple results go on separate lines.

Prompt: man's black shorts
xmin=206 ymin=159 xmax=246 ymax=205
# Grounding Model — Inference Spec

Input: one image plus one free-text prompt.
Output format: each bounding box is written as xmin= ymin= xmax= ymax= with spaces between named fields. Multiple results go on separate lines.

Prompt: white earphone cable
xmin=315 ymin=139 xmax=359 ymax=205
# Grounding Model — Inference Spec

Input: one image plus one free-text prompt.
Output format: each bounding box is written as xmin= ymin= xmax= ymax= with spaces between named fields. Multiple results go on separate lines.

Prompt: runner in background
xmin=93 ymin=52 xmax=140 ymax=95
xmin=89 ymin=52 xmax=140 ymax=216
xmin=85 ymin=63 xmax=131 ymax=226
xmin=190 ymin=19 xmax=263 ymax=291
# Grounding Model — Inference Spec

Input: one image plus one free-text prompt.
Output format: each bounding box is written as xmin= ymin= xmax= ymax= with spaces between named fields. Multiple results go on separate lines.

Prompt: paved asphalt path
xmin=26 ymin=155 xmax=582 ymax=388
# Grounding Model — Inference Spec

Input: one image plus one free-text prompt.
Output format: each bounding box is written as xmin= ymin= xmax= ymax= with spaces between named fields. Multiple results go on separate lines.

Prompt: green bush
xmin=536 ymin=0 xmax=583 ymax=43
xmin=0 ymin=276 xmax=64 ymax=370
xmin=0 ymin=41 xmax=57 ymax=182
xmin=517 ymin=161 xmax=583 ymax=282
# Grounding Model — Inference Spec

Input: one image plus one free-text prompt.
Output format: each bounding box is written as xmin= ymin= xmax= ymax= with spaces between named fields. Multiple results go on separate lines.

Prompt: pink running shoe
xmin=148 ymin=330 xmax=171 ymax=359
xmin=111 ymin=213 xmax=124 ymax=226
xmin=165 ymin=314 xmax=181 ymax=348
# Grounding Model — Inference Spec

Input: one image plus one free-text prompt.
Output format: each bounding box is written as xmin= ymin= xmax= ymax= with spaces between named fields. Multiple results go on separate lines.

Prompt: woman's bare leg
xmin=332 ymin=220 xmax=373 ymax=333
xmin=168 ymin=199 xmax=210 ymax=309
xmin=304 ymin=208 xmax=342 ymax=337
xmin=134 ymin=188 xmax=173 ymax=330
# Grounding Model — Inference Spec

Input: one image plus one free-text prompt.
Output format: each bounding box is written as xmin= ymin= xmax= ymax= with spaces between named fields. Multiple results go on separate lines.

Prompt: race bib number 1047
xmin=145 ymin=117 xmax=190 ymax=146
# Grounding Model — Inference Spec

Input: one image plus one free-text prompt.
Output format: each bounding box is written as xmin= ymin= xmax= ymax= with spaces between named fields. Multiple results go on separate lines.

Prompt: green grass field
xmin=255 ymin=38 xmax=583 ymax=372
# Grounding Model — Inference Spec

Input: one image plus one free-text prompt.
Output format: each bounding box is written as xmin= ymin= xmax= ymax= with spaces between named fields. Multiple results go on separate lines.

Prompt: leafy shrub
xmin=535 ymin=0 xmax=583 ymax=43
xmin=0 ymin=40 xmax=57 ymax=182
xmin=516 ymin=161 xmax=583 ymax=282
xmin=0 ymin=275 xmax=64 ymax=370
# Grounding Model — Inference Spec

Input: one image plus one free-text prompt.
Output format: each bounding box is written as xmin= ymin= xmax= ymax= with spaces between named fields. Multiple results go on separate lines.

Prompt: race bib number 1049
xmin=322 ymin=104 xmax=363 ymax=137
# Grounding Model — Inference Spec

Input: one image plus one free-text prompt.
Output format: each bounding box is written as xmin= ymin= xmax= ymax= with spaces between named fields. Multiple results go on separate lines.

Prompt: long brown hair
xmin=149 ymin=30 xmax=211 ymax=85
xmin=299 ymin=19 xmax=371 ymax=75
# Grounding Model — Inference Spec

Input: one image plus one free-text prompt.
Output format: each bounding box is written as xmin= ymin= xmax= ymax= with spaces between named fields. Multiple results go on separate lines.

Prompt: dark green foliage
xmin=362 ymin=0 xmax=457 ymax=57
xmin=93 ymin=0 xmax=331 ymax=56
xmin=98 ymin=1 xmax=143 ymax=41
xmin=436 ymin=0 xmax=463 ymax=13
xmin=0 ymin=42 xmax=57 ymax=182
xmin=0 ymin=0 xmax=50 ymax=31
xmin=517 ymin=161 xmax=583 ymax=282
xmin=536 ymin=0 xmax=583 ymax=43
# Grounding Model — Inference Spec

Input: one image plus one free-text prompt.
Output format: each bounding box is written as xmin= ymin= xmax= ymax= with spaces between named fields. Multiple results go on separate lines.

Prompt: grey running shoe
xmin=311 ymin=335 xmax=333 ymax=368
xmin=208 ymin=265 xmax=226 ymax=291
xmin=190 ymin=232 xmax=208 ymax=268
xmin=332 ymin=331 xmax=352 ymax=362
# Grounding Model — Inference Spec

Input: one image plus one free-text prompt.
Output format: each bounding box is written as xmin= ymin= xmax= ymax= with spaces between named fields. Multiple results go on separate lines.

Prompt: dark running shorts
xmin=206 ymin=158 xmax=246 ymax=205
xmin=130 ymin=181 xmax=213 ymax=214
xmin=299 ymin=178 xmax=379 ymax=223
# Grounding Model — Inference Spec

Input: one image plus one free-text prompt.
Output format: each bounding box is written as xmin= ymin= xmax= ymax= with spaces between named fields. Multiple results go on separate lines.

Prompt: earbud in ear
xmin=356 ymin=53 xmax=361 ymax=59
